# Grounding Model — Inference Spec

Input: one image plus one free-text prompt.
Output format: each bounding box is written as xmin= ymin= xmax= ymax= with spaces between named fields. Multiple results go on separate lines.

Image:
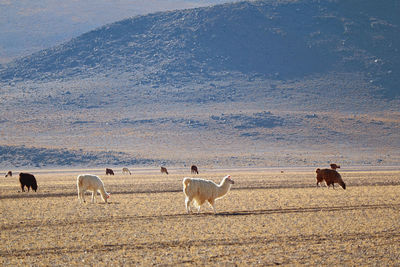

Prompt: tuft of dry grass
xmin=1 ymin=169 xmax=400 ymax=265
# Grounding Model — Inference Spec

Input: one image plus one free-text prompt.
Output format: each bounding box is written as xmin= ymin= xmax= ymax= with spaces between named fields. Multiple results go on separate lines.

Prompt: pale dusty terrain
xmin=1 ymin=168 xmax=400 ymax=265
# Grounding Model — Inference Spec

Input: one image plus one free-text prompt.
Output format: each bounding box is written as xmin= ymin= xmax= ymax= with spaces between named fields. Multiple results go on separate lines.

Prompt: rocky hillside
xmin=0 ymin=0 xmax=399 ymax=168
xmin=0 ymin=0 xmax=231 ymax=64
xmin=2 ymin=0 xmax=399 ymax=96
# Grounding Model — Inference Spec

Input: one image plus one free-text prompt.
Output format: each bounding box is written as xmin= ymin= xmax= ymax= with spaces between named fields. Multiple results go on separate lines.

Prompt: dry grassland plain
xmin=1 ymin=168 xmax=400 ymax=265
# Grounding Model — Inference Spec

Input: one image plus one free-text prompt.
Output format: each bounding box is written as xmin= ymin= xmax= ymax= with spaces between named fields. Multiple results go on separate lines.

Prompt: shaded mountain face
xmin=1 ymin=0 xmax=399 ymax=97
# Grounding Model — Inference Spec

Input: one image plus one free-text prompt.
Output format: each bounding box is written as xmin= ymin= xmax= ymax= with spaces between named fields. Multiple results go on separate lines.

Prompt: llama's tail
xmin=183 ymin=177 xmax=191 ymax=187
xmin=78 ymin=175 xmax=83 ymax=187
xmin=183 ymin=178 xmax=191 ymax=195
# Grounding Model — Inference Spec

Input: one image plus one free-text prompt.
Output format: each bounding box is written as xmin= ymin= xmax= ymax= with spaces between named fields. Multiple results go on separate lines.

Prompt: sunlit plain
xmin=1 ymin=168 xmax=399 ymax=265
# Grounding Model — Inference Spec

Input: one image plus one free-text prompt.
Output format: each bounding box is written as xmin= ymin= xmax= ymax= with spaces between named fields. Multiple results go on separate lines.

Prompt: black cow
xmin=106 ymin=168 xmax=115 ymax=175
xmin=5 ymin=170 xmax=12 ymax=177
xmin=19 ymin=173 xmax=38 ymax=192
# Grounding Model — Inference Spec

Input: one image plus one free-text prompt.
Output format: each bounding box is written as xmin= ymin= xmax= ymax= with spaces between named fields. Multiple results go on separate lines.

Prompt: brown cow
xmin=330 ymin=164 xmax=340 ymax=170
xmin=160 ymin=167 xmax=169 ymax=175
xmin=191 ymin=165 xmax=199 ymax=174
xmin=316 ymin=168 xmax=346 ymax=189
xmin=106 ymin=168 xmax=115 ymax=175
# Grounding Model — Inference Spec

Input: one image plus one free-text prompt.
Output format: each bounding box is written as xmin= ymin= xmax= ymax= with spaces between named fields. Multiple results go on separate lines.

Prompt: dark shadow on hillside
xmin=0 ymin=145 xmax=161 ymax=168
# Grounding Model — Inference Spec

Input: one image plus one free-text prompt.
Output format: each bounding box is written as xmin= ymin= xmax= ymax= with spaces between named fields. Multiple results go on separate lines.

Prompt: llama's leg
xmin=209 ymin=199 xmax=216 ymax=214
xmin=185 ymin=197 xmax=192 ymax=213
xmin=91 ymin=191 xmax=95 ymax=203
xmin=78 ymin=189 xmax=81 ymax=203
xmin=79 ymin=190 xmax=85 ymax=203
xmin=79 ymin=191 xmax=83 ymax=203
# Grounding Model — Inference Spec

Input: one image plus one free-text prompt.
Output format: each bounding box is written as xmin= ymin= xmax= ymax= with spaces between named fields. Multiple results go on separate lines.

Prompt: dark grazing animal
xmin=106 ymin=168 xmax=115 ymax=175
xmin=19 ymin=173 xmax=38 ymax=192
xmin=316 ymin=168 xmax=346 ymax=189
xmin=5 ymin=171 xmax=12 ymax=177
xmin=160 ymin=167 xmax=169 ymax=175
xmin=191 ymin=165 xmax=199 ymax=174
xmin=330 ymin=164 xmax=340 ymax=170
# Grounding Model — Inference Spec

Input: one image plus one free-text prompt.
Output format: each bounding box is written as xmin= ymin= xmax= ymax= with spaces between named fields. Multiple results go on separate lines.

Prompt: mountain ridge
xmin=0 ymin=0 xmax=232 ymax=64
xmin=1 ymin=0 xmax=399 ymax=98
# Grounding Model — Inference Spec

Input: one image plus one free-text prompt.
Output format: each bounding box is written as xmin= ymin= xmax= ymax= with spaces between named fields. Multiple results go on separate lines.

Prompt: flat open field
xmin=1 ymin=168 xmax=400 ymax=265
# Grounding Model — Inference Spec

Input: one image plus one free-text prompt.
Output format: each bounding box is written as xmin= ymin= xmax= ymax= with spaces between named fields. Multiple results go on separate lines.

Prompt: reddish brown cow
xmin=191 ymin=165 xmax=199 ymax=174
xmin=316 ymin=168 xmax=346 ymax=189
xmin=160 ymin=167 xmax=169 ymax=175
xmin=330 ymin=164 xmax=340 ymax=170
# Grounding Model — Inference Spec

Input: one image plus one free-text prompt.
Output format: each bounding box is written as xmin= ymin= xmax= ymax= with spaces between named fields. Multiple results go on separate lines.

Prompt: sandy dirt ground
xmin=1 ymin=168 xmax=400 ymax=265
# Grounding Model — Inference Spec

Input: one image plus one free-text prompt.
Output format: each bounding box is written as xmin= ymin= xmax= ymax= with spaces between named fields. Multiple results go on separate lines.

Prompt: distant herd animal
xmin=4 ymin=163 xmax=346 ymax=214
xmin=330 ymin=163 xmax=340 ymax=170
xmin=77 ymin=174 xmax=110 ymax=203
xmin=122 ymin=167 xmax=131 ymax=175
xmin=19 ymin=172 xmax=38 ymax=192
xmin=315 ymin=163 xmax=346 ymax=189
xmin=191 ymin=165 xmax=199 ymax=174
xmin=160 ymin=166 xmax=169 ymax=175
xmin=106 ymin=168 xmax=115 ymax=175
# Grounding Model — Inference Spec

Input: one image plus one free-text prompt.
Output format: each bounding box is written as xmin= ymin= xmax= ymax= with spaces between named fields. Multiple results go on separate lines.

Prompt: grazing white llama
xmin=77 ymin=174 xmax=110 ymax=203
xmin=122 ymin=167 xmax=131 ymax=175
xmin=183 ymin=175 xmax=234 ymax=214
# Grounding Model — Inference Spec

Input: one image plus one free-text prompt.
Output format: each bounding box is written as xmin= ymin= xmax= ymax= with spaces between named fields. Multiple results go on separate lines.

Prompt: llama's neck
xmin=99 ymin=187 xmax=109 ymax=200
xmin=216 ymin=179 xmax=232 ymax=198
